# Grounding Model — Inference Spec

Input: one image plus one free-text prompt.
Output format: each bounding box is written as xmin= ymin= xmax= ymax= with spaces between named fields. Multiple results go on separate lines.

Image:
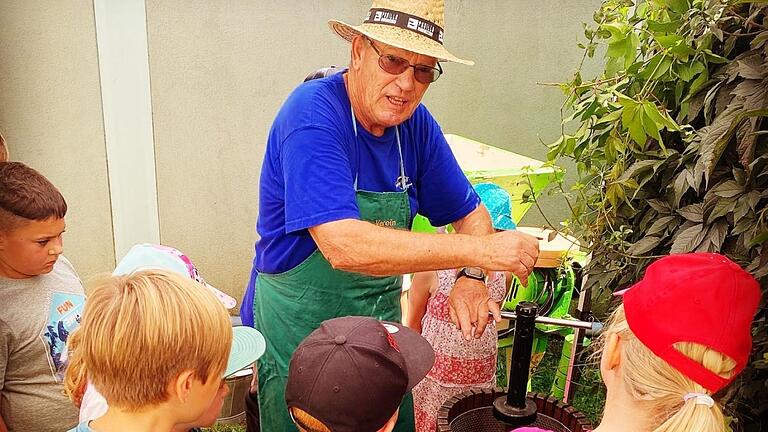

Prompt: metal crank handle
xmin=497 ymin=310 xmax=603 ymax=333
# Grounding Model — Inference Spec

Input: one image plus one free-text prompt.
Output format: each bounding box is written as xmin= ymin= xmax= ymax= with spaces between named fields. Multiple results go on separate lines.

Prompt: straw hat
xmin=328 ymin=0 xmax=474 ymax=65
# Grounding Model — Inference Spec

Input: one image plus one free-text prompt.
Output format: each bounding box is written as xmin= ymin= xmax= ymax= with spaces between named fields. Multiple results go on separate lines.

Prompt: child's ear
xmin=600 ymin=332 xmax=623 ymax=382
xmin=172 ymin=370 xmax=196 ymax=403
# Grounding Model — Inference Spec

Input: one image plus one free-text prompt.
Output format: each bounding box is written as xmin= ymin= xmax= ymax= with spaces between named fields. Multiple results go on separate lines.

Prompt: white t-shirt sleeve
xmin=79 ymin=382 xmax=108 ymax=422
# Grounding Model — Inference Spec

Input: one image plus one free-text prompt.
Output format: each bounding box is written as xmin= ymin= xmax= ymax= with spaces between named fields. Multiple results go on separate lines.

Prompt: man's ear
xmin=350 ymin=35 xmax=366 ymax=71
xmin=0 ymin=231 xmax=7 ymax=251
xmin=172 ymin=370 xmax=196 ymax=403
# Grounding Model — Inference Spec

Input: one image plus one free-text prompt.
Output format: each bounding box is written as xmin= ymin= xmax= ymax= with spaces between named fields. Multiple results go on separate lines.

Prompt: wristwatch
xmin=457 ymin=266 xmax=486 ymax=282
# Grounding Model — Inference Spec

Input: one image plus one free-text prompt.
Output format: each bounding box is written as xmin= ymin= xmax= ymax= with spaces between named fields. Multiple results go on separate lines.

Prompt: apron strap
xmin=350 ymin=103 xmax=410 ymax=191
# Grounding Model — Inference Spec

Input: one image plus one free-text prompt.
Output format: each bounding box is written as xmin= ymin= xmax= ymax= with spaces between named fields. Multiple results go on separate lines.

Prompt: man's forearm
xmin=311 ymin=218 xmax=491 ymax=276
xmin=452 ymin=203 xmax=494 ymax=237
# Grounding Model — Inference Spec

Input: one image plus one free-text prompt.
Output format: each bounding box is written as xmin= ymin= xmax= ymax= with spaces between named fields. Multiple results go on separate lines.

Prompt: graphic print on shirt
xmin=40 ymin=291 xmax=85 ymax=382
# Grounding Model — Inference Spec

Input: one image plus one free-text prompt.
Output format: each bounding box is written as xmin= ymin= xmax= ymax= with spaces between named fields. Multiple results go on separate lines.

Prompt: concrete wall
xmin=0 ymin=1 xmax=115 ymax=281
xmin=1 ymin=1 xmax=602 ymax=306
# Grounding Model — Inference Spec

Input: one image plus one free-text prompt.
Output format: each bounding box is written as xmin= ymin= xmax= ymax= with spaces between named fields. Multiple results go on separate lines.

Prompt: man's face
xmin=0 ymin=217 xmax=65 ymax=279
xmin=350 ymin=37 xmax=436 ymax=135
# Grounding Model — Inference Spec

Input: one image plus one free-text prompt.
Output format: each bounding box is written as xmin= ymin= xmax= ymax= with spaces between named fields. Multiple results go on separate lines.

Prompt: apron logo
xmin=373 ymin=219 xmax=398 ymax=228
xmin=396 ymin=175 xmax=412 ymax=191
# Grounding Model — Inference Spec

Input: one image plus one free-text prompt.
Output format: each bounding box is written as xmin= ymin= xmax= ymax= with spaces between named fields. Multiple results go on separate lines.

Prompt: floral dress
xmin=412 ymin=269 xmax=507 ymax=432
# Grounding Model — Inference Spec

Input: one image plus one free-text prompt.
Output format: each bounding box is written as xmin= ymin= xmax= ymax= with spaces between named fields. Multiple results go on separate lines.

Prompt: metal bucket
xmin=216 ymin=367 xmax=252 ymax=425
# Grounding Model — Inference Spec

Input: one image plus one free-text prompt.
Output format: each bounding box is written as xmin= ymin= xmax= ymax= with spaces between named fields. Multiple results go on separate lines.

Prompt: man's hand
xmin=448 ymin=276 xmax=502 ymax=339
xmin=484 ymin=231 xmax=540 ymax=284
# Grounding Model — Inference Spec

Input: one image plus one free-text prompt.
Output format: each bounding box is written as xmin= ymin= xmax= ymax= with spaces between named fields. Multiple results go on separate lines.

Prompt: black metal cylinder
xmin=506 ymin=301 xmax=538 ymax=408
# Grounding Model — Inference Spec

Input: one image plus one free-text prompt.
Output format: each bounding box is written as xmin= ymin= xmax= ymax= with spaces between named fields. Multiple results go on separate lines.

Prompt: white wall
xmin=1 ymin=1 xmax=602 ymax=306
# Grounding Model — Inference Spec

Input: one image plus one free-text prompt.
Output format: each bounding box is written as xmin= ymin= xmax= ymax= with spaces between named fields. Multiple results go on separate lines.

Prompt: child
xmin=0 ymin=161 xmax=83 ymax=431
xmin=513 ymin=254 xmax=761 ymax=432
xmin=408 ymin=182 xmax=515 ymax=432
xmin=285 ymin=316 xmax=435 ymax=432
xmin=591 ymin=253 xmax=760 ymax=432
xmin=65 ymin=269 xmax=261 ymax=432
xmin=65 ymin=243 xmax=262 ymax=431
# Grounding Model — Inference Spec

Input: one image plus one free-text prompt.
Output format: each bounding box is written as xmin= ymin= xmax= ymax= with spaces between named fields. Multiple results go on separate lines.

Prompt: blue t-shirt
xmin=253 ymin=72 xmax=479 ymax=275
xmin=68 ymin=422 xmax=203 ymax=432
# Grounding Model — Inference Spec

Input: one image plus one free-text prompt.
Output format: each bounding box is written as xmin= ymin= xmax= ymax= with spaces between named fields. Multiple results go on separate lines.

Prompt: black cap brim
xmin=382 ymin=321 xmax=435 ymax=391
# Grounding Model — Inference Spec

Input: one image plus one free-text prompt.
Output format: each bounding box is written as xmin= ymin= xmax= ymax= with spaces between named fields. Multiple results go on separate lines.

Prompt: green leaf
xmin=601 ymin=23 xmax=629 ymax=42
xmin=643 ymin=102 xmax=679 ymax=131
xmin=622 ymin=103 xmax=648 ymax=147
xmin=677 ymin=203 xmax=703 ymax=222
xmin=712 ymin=180 xmax=743 ymax=198
xmin=703 ymin=49 xmax=729 ymax=64
xmin=628 ymin=236 xmax=663 ymax=255
xmin=595 ymin=108 xmax=624 ymax=125
xmin=750 ymin=31 xmax=768 ymax=50
xmin=652 ymin=56 xmax=674 ymax=80
xmin=641 ymin=110 xmax=665 ymax=150
xmin=655 ymin=34 xmax=684 ymax=49
xmin=670 ymin=223 xmax=706 ymax=253
xmin=670 ymin=43 xmax=696 ymax=60
xmin=673 ymin=170 xmax=690 ymax=206
xmin=748 ymin=231 xmax=768 ymax=248
xmin=675 ymin=61 xmax=705 ymax=82
xmin=704 ymin=196 xmax=737 ymax=223
xmin=647 ymin=20 xmax=683 ymax=33
xmin=708 ymin=220 xmax=729 ymax=251
xmin=646 ymin=215 xmax=677 ymax=236
xmin=649 ymin=199 xmax=673 ymax=214
xmin=687 ymin=69 xmax=710 ymax=98
xmin=665 ymin=0 xmax=690 ymax=14
xmin=699 ymin=109 xmax=768 ymax=182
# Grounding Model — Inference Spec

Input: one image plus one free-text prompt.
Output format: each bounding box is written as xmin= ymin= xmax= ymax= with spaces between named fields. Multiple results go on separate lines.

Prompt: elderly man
xmin=247 ymin=1 xmax=539 ymax=430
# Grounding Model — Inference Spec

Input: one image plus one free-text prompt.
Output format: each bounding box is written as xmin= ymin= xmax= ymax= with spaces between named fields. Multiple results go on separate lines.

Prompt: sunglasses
xmin=366 ymin=38 xmax=443 ymax=84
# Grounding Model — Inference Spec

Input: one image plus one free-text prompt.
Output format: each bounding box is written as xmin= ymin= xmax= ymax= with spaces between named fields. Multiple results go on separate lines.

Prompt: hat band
xmin=364 ymin=8 xmax=445 ymax=45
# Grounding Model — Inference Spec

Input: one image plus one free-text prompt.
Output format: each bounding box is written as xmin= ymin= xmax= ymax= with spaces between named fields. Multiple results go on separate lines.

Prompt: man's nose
xmin=395 ymin=66 xmax=416 ymax=91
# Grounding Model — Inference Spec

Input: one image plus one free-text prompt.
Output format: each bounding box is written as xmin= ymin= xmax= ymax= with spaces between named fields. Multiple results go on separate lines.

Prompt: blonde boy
xmin=0 ymin=161 xmax=83 ymax=432
xmin=67 ymin=270 xmax=234 ymax=432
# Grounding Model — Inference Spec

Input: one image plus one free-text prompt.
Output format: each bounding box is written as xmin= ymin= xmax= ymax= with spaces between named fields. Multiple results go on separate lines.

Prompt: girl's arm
xmin=406 ymin=271 xmax=438 ymax=333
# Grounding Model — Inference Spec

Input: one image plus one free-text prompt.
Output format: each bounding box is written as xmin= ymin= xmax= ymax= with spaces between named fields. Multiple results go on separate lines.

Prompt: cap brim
xmin=204 ymin=282 xmax=237 ymax=310
xmin=328 ymin=20 xmax=474 ymax=66
xmin=382 ymin=321 xmax=435 ymax=391
xmin=225 ymin=326 xmax=266 ymax=377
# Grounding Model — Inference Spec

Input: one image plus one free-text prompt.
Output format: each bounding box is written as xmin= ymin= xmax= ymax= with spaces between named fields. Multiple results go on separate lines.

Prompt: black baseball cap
xmin=285 ymin=316 xmax=435 ymax=432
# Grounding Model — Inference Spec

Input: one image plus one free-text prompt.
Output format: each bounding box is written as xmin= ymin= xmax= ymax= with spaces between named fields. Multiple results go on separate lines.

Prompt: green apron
xmin=255 ymin=114 xmax=415 ymax=431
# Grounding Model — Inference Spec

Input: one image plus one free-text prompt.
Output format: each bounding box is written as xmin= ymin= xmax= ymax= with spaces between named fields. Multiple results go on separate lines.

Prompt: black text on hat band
xmin=364 ymin=8 xmax=445 ymax=45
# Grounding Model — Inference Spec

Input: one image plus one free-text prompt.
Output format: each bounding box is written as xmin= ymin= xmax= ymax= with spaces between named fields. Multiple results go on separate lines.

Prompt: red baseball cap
xmin=285 ymin=316 xmax=435 ymax=432
xmin=617 ymin=253 xmax=761 ymax=392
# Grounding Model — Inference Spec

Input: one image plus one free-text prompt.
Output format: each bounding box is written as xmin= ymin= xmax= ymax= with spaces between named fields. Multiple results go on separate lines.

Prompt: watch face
xmin=466 ymin=267 xmax=483 ymax=278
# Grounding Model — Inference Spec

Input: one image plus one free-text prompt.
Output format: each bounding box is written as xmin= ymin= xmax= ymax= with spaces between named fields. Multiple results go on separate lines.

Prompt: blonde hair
xmin=64 ymin=329 xmax=88 ymax=406
xmin=64 ymin=270 xmax=232 ymax=411
xmin=599 ymin=305 xmax=737 ymax=432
